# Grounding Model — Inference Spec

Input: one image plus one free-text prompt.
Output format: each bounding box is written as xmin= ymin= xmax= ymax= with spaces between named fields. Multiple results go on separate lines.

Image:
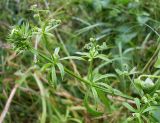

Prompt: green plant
xmin=7 ymin=16 xmax=160 ymax=123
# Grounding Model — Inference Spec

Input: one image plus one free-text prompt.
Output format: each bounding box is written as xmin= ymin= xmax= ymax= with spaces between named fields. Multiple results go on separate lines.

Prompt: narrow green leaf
xmin=51 ymin=66 xmax=57 ymax=86
xmin=38 ymin=51 xmax=53 ymax=63
xmin=68 ymin=118 xmax=82 ymax=123
xmin=95 ymin=54 xmax=110 ymax=61
xmin=97 ymin=89 xmax=111 ymax=111
xmin=76 ymin=23 xmax=106 ymax=35
xmin=123 ymin=102 xmax=136 ymax=112
xmin=151 ymin=106 xmax=160 ymax=122
xmin=41 ymin=63 xmax=52 ymax=71
xmin=45 ymin=32 xmax=55 ymax=38
xmin=76 ymin=52 xmax=89 ymax=56
xmin=113 ymin=89 xmax=133 ymax=99
xmin=57 ymin=63 xmax=65 ymax=80
xmin=96 ymin=82 xmax=112 ymax=89
xmin=60 ymin=56 xmax=85 ymax=61
xmin=134 ymin=98 xmax=141 ymax=111
xmin=84 ymin=95 xmax=103 ymax=116
xmin=54 ymin=47 xmax=60 ymax=56
xmin=154 ymin=58 xmax=160 ymax=68
xmin=142 ymin=106 xmax=157 ymax=114
xmin=93 ymin=73 xmax=116 ymax=82
xmin=91 ymin=87 xmax=99 ymax=106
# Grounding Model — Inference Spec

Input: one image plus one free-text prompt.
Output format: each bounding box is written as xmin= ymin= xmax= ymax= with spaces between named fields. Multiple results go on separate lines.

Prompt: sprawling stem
xmin=64 ymin=67 xmax=133 ymax=100
xmin=64 ymin=68 xmax=91 ymax=85
xmin=138 ymin=75 xmax=160 ymax=79
xmin=30 ymin=48 xmax=133 ymax=100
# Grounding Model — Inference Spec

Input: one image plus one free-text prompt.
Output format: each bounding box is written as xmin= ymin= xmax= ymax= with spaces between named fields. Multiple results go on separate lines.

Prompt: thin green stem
xmin=137 ymin=115 xmax=142 ymax=123
xmin=142 ymin=38 xmax=160 ymax=73
xmin=127 ymin=76 xmax=142 ymax=97
xmin=138 ymin=75 xmax=160 ymax=79
xmin=64 ymin=67 xmax=91 ymax=85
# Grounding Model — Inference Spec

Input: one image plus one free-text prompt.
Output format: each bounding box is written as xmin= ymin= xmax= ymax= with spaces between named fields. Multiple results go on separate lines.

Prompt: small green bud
xmin=142 ymin=96 xmax=148 ymax=103
xmin=134 ymin=78 xmax=143 ymax=88
xmin=30 ymin=4 xmax=37 ymax=10
xmin=49 ymin=19 xmax=61 ymax=27
xmin=143 ymin=78 xmax=154 ymax=90
xmin=33 ymin=14 xmax=40 ymax=20
xmin=89 ymin=37 xmax=96 ymax=42
xmin=7 ymin=23 xmax=32 ymax=52
xmin=127 ymin=117 xmax=133 ymax=121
